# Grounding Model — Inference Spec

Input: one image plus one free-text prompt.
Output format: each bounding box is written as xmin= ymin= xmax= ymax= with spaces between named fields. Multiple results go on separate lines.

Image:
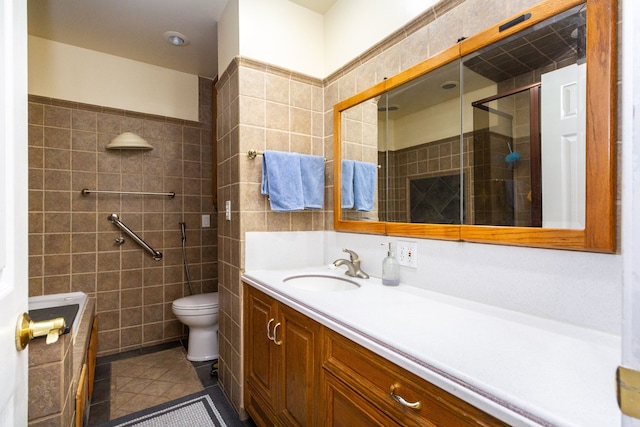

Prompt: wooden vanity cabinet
xmin=244 ymin=284 xmax=322 ymax=427
xmin=244 ymin=285 xmax=508 ymax=427
xmin=322 ymin=330 xmax=509 ymax=427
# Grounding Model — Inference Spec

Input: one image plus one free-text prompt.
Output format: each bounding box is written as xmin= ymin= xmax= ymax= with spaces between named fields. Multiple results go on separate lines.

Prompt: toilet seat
xmin=172 ymin=293 xmax=219 ymax=315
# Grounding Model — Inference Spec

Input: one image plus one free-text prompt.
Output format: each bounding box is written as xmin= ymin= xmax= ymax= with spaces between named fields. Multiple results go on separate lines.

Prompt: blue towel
xmin=353 ymin=161 xmax=377 ymax=212
xmin=341 ymin=160 xmax=355 ymax=209
xmin=299 ymin=154 xmax=325 ymax=209
xmin=261 ymin=151 xmax=304 ymax=212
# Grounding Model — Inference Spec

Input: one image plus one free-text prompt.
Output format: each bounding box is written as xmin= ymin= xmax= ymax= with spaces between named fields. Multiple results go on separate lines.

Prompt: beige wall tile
xmin=44 ymin=105 xmax=71 ymax=128
xmin=72 ymin=273 xmax=97 ymax=294
xmin=72 ymin=110 xmax=97 ymax=131
xmin=43 ymin=275 xmax=71 ymax=295
xmin=29 ymin=82 xmax=216 ymax=356
xmin=265 ymin=74 xmax=289 ymax=104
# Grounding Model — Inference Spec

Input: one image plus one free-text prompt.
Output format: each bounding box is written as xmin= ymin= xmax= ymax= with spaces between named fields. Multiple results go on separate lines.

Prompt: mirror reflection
xmin=463 ymin=4 xmax=586 ymax=228
xmin=341 ymin=4 xmax=587 ymax=229
xmin=379 ymin=60 xmax=465 ymax=224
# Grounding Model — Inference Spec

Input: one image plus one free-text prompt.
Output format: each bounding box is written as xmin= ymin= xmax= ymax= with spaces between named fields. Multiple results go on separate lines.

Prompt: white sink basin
xmin=284 ymin=275 xmax=360 ymax=292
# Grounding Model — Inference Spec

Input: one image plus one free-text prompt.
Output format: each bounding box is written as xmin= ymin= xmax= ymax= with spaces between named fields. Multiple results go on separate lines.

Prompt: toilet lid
xmin=172 ymin=292 xmax=219 ymax=309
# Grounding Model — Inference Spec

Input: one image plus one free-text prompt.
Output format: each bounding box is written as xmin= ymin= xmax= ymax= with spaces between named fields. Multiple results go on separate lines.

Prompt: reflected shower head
xmin=505 ymin=143 xmax=520 ymax=169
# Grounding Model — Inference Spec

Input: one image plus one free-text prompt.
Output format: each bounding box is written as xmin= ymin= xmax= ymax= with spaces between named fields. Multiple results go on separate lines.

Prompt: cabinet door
xmin=75 ymin=364 xmax=88 ymax=427
xmin=277 ymin=304 xmax=321 ymax=427
xmin=87 ymin=316 xmax=98 ymax=397
xmin=245 ymin=286 xmax=279 ymax=408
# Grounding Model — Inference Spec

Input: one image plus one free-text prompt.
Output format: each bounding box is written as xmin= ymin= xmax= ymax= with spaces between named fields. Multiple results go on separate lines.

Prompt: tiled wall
xmin=383 ymin=134 xmax=469 ymax=222
xmin=215 ymin=58 xmax=325 ymax=412
xmin=28 ymin=77 xmax=217 ymax=356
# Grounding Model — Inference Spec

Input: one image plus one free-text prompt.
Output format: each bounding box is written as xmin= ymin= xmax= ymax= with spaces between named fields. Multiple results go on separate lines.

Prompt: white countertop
xmin=242 ymin=266 xmax=621 ymax=427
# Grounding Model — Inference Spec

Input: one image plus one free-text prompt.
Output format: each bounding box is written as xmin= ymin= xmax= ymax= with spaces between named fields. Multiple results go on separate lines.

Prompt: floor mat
xmin=94 ymin=386 xmax=243 ymax=427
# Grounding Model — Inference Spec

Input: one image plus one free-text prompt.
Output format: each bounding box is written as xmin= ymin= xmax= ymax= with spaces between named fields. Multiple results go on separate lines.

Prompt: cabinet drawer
xmin=323 ymin=331 xmax=508 ymax=427
xmin=323 ymin=373 xmax=401 ymax=427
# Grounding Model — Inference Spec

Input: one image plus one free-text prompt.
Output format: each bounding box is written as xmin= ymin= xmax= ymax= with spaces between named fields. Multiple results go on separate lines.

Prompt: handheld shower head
xmin=178 ymin=221 xmax=194 ymax=295
xmin=179 ymin=222 xmax=187 ymax=242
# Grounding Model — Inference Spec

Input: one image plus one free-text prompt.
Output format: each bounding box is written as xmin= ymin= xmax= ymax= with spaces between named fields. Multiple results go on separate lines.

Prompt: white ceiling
xmin=288 ymin=0 xmax=337 ymax=14
xmin=27 ymin=0 xmax=337 ymax=79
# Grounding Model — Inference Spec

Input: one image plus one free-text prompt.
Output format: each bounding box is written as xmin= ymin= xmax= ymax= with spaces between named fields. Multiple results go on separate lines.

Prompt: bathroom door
xmin=0 ymin=1 xmax=29 ymax=425
xmin=540 ymin=63 xmax=586 ymax=229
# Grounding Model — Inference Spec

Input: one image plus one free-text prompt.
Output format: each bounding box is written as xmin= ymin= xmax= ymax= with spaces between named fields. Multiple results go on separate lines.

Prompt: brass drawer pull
xmin=390 ymin=384 xmax=422 ymax=409
xmin=267 ymin=318 xmax=275 ymax=341
xmin=273 ymin=322 xmax=282 ymax=345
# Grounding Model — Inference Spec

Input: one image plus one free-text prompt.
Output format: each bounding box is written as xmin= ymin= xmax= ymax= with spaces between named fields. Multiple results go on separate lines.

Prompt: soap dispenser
xmin=381 ymin=242 xmax=400 ymax=286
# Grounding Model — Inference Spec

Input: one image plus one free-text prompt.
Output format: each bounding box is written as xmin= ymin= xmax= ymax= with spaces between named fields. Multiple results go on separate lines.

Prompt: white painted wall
xmin=218 ymin=0 xmax=440 ymax=78
xmin=323 ymin=0 xmax=439 ymax=75
xmin=237 ymin=0 xmax=324 ymax=77
xmin=622 ymin=0 xmax=640 ymax=425
xmin=28 ymin=36 xmax=199 ymax=121
xmin=388 ymin=85 xmax=495 ymax=151
xmin=218 ymin=0 xmax=240 ymax=78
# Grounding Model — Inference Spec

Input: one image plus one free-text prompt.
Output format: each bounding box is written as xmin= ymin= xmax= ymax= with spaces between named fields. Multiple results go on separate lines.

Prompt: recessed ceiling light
xmin=440 ymin=80 xmax=458 ymax=90
xmin=163 ymin=31 xmax=190 ymax=47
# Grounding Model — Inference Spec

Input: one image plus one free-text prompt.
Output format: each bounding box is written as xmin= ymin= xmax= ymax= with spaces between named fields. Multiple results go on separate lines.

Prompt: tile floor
xmin=87 ymin=341 xmax=252 ymax=426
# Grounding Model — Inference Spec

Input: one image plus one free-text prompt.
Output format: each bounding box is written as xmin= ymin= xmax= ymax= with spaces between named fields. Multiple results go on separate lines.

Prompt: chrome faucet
xmin=333 ymin=248 xmax=369 ymax=279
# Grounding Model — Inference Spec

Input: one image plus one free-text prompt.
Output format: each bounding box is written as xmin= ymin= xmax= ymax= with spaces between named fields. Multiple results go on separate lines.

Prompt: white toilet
xmin=172 ymin=292 xmax=220 ymax=361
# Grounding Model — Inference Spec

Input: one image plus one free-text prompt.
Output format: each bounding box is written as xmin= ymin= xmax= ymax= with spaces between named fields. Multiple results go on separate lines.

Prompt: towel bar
xmin=247 ymin=149 xmax=327 ymax=162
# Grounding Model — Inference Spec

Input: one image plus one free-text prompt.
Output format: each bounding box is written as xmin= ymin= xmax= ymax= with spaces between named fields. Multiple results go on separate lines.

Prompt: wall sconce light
xmin=106 ymin=132 xmax=153 ymax=150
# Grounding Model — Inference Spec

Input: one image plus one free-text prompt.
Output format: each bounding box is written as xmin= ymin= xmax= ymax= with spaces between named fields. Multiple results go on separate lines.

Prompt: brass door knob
xmin=15 ymin=313 xmax=66 ymax=351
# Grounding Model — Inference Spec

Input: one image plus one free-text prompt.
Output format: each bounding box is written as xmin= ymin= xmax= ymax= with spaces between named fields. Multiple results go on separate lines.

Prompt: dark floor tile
xmin=194 ymin=362 xmax=218 ymax=388
xmin=96 ymin=349 xmax=138 ymax=365
xmin=94 ymin=363 xmax=111 ymax=381
xmin=139 ymin=340 xmax=182 ymax=355
xmin=87 ymin=400 xmax=110 ymax=426
xmin=190 ymin=359 xmax=214 ymax=368
xmin=242 ymin=417 xmax=258 ymax=426
xmin=96 ymin=340 xmax=183 ymax=365
xmin=91 ymin=378 xmax=111 ymax=404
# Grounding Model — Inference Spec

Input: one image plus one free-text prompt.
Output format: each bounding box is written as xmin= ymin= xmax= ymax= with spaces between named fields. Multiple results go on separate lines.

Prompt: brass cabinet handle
xmin=389 ymin=384 xmax=422 ymax=409
xmin=15 ymin=313 xmax=66 ymax=350
xmin=273 ymin=322 xmax=282 ymax=346
xmin=267 ymin=318 xmax=275 ymax=341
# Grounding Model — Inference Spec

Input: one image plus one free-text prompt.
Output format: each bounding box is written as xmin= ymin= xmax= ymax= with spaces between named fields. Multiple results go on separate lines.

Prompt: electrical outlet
xmin=397 ymin=241 xmax=417 ymax=268
xmin=201 ymin=214 xmax=210 ymax=228
xmin=225 ymin=200 xmax=231 ymax=221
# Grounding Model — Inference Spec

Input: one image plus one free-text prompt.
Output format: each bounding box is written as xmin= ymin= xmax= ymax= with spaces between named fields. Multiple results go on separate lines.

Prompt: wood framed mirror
xmin=333 ymin=0 xmax=616 ymax=252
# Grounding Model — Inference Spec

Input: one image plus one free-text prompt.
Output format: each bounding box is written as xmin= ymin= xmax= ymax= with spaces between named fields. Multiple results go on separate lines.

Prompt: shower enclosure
xmin=471 ymin=83 xmax=541 ymax=227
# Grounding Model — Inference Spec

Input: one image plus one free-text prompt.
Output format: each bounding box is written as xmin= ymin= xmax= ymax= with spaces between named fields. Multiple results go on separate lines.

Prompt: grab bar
xmin=107 ymin=214 xmax=162 ymax=261
xmin=82 ymin=189 xmax=175 ymax=198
